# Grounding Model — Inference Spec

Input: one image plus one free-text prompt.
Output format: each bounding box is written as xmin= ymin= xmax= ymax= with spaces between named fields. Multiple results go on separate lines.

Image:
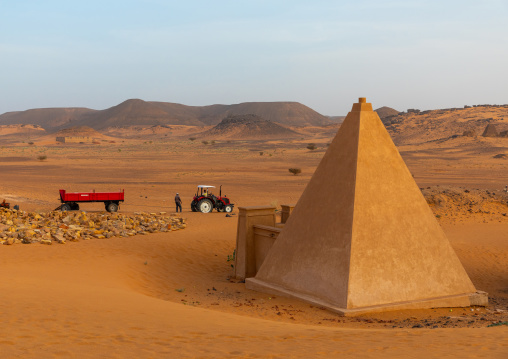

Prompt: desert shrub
xmin=211 ymin=140 xmax=216 ymax=145
xmin=289 ymin=168 xmax=301 ymax=176
xmin=37 ymin=155 xmax=47 ymax=161
xmin=189 ymin=137 xmax=196 ymax=141
xmin=202 ymin=140 xmax=209 ymax=145
xmin=307 ymin=143 xmax=316 ymax=150
xmin=28 ymin=141 xmax=34 ymax=145
xmin=259 ymin=151 xmax=264 ymax=156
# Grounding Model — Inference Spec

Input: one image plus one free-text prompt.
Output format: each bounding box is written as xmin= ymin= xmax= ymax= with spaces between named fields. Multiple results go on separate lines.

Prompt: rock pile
xmin=0 ymin=208 xmax=186 ymax=245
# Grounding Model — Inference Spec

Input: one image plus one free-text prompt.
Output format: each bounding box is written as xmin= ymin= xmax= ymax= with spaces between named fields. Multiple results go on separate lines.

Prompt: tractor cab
xmin=191 ymin=185 xmax=234 ymax=213
xmin=195 ymin=185 xmax=215 ymax=198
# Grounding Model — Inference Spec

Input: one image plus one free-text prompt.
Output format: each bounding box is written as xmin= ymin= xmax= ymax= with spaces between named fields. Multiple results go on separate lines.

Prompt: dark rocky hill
xmin=202 ymin=114 xmax=300 ymax=139
xmin=375 ymin=106 xmax=400 ymax=120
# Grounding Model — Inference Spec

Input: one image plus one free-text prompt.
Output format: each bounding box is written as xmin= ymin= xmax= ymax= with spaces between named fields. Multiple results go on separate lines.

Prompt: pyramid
xmin=482 ymin=124 xmax=498 ymax=137
xmin=246 ymin=98 xmax=486 ymax=315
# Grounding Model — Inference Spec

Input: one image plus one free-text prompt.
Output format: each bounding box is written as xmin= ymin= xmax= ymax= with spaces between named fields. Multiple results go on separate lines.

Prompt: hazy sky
xmin=1 ymin=0 xmax=507 ymax=115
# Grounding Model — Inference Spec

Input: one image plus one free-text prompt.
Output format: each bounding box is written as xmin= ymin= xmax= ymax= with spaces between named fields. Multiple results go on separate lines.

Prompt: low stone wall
xmin=280 ymin=204 xmax=295 ymax=224
xmin=235 ymin=205 xmax=293 ymax=280
xmin=253 ymin=225 xmax=281 ymax=273
xmin=235 ymin=206 xmax=276 ymax=280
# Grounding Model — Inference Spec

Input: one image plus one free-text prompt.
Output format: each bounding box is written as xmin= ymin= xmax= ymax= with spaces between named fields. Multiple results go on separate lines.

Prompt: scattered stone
xmin=0 ymin=208 xmax=186 ymax=245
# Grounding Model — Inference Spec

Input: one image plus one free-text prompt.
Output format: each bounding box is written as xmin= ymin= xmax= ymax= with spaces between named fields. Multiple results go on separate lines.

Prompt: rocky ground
xmin=0 ymin=208 xmax=186 ymax=245
xmin=423 ymin=186 xmax=508 ymax=223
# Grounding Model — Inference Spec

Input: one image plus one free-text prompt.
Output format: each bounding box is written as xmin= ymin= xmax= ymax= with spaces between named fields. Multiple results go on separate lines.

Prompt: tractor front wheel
xmin=224 ymin=205 xmax=233 ymax=213
xmin=191 ymin=201 xmax=198 ymax=212
xmin=198 ymin=199 xmax=213 ymax=213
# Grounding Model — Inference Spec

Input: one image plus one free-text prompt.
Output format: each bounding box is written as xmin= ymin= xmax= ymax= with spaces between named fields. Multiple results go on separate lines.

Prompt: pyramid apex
xmin=351 ymin=97 xmax=373 ymax=112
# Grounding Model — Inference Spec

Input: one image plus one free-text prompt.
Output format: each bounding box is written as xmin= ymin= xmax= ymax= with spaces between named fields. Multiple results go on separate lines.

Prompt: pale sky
xmin=1 ymin=0 xmax=507 ymax=116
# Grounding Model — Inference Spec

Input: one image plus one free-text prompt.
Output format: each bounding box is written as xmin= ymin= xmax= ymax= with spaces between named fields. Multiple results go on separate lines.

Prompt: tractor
xmin=191 ymin=185 xmax=234 ymax=213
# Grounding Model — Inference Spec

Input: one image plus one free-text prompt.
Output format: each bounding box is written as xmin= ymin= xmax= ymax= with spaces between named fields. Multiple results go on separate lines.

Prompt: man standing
xmin=175 ymin=193 xmax=182 ymax=213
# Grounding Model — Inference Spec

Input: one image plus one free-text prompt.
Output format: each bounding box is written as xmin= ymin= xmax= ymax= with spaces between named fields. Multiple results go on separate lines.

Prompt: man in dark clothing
xmin=175 ymin=193 xmax=182 ymax=213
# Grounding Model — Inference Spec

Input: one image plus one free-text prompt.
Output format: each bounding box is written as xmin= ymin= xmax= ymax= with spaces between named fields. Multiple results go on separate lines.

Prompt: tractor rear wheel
xmin=198 ymin=199 xmax=213 ymax=213
xmin=106 ymin=202 xmax=118 ymax=213
xmin=61 ymin=203 xmax=71 ymax=211
xmin=224 ymin=205 xmax=233 ymax=213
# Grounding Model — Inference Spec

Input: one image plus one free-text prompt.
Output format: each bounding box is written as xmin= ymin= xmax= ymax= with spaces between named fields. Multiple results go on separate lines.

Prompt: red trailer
xmin=58 ymin=189 xmax=124 ymax=212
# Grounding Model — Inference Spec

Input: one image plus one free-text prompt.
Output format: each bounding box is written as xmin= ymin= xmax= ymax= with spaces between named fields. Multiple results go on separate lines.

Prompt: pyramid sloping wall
xmin=246 ymin=98 xmax=484 ymax=314
xmin=482 ymin=124 xmax=498 ymax=137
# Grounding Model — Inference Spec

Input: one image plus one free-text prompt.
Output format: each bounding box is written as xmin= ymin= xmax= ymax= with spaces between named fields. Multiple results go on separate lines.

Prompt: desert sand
xmin=1 ymin=115 xmax=508 ymax=358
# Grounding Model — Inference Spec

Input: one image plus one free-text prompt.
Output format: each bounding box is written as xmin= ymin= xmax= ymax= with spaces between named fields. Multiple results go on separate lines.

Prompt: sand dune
xmin=2 ymin=213 xmax=507 ymax=358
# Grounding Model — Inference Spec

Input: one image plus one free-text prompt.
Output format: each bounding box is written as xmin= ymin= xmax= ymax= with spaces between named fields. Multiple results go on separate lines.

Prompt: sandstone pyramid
xmin=482 ymin=124 xmax=498 ymax=137
xmin=246 ymin=98 xmax=486 ymax=315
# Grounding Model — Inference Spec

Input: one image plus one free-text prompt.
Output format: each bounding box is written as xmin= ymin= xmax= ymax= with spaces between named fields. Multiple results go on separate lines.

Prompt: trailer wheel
xmin=61 ymin=203 xmax=71 ymax=211
xmin=224 ymin=205 xmax=233 ymax=213
xmin=71 ymin=202 xmax=80 ymax=211
xmin=106 ymin=203 xmax=118 ymax=213
xmin=198 ymin=199 xmax=213 ymax=213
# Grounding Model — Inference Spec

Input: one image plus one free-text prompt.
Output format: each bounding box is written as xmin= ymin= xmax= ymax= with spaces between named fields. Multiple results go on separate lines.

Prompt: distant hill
xmin=202 ymin=114 xmax=300 ymax=139
xmin=0 ymin=108 xmax=95 ymax=130
xmin=383 ymin=105 xmax=508 ymax=145
xmin=0 ymin=99 xmax=332 ymax=130
xmin=375 ymin=106 xmax=400 ymax=120
xmin=197 ymin=102 xmax=332 ymax=127
xmin=328 ymin=116 xmax=346 ymax=124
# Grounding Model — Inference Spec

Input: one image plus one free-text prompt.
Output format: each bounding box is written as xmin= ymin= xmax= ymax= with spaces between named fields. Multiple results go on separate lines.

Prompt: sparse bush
xmin=289 ymin=168 xmax=301 ymax=176
xmin=211 ymin=140 xmax=215 ymax=145
xmin=189 ymin=137 xmax=196 ymax=141
xmin=307 ymin=143 xmax=316 ymax=150
xmin=28 ymin=142 xmax=34 ymax=145
xmin=260 ymin=151 xmax=264 ymax=156
xmin=202 ymin=140 xmax=209 ymax=145
xmin=37 ymin=155 xmax=47 ymax=161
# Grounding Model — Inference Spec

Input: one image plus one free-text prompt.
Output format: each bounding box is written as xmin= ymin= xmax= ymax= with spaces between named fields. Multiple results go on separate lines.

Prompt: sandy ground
xmin=1 ymin=138 xmax=508 ymax=358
